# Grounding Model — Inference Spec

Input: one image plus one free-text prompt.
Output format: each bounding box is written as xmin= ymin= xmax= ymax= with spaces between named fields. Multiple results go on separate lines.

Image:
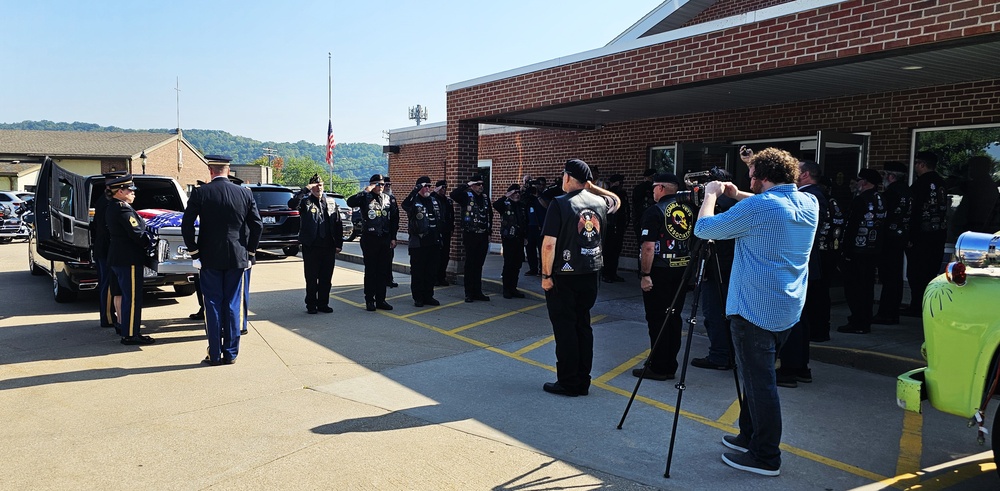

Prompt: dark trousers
xmin=199 ymin=267 xmax=244 ymax=362
xmin=525 ymin=226 xmax=540 ymax=273
xmin=642 ymin=266 xmax=688 ymax=375
xmin=302 ymin=245 xmax=336 ymax=308
xmin=545 ymin=272 xmax=599 ymax=391
xmin=732 ymin=316 xmax=790 ymax=470
xmin=905 ymin=235 xmax=945 ymax=310
xmin=777 ymin=318 xmax=810 ymax=373
xmin=361 ymin=235 xmax=392 ymax=303
xmin=96 ymin=257 xmax=115 ymax=326
xmin=410 ymin=245 xmax=440 ymax=302
xmin=501 ymin=236 xmax=524 ymax=293
xmin=602 ymin=229 xmax=626 ymax=280
xmin=807 ymin=253 xmax=835 ymax=341
xmin=701 ymin=274 xmax=732 ymax=365
xmin=463 ymin=232 xmax=489 ymax=297
xmin=111 ymin=264 xmax=143 ymax=337
xmin=843 ymin=253 xmax=878 ymax=330
xmin=437 ymin=233 xmax=452 ymax=283
xmin=876 ymin=243 xmax=906 ymax=317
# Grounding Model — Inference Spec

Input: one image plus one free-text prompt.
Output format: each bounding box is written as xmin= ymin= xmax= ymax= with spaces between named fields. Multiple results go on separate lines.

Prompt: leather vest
xmin=651 ymin=196 xmax=696 ymax=269
xmin=498 ymin=199 xmax=526 ymax=239
xmin=820 ymin=196 xmax=845 ymax=252
xmin=461 ymin=191 xmax=491 ymax=234
xmin=552 ymin=190 xmax=608 ymax=275
xmin=848 ymin=190 xmax=886 ymax=254
xmin=363 ymin=193 xmax=392 ymax=236
xmin=918 ymin=176 xmax=949 ymax=233
xmin=408 ymin=194 xmax=440 ymax=247
xmin=883 ymin=181 xmax=912 ymax=241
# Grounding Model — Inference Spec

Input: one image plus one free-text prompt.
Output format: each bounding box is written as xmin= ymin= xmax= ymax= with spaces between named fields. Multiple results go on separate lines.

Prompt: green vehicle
xmin=897 ymin=231 xmax=1000 ymax=472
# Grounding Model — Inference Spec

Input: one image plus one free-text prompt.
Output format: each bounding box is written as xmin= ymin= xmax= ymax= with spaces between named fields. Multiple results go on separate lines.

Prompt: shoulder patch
xmin=129 ymin=216 xmax=139 ymax=227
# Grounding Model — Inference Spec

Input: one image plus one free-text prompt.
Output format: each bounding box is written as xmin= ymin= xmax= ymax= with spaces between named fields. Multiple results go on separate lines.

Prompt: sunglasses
xmin=372 ymin=183 xmax=385 ymax=187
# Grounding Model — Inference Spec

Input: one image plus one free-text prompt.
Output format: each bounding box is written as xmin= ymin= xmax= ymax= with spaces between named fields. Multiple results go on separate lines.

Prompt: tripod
xmin=616 ymin=239 xmax=743 ymax=478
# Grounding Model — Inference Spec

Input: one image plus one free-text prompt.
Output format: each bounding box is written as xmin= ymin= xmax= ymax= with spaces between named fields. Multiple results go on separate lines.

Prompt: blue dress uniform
xmin=181 ymin=155 xmax=263 ymax=365
xmin=105 ymin=175 xmax=154 ymax=345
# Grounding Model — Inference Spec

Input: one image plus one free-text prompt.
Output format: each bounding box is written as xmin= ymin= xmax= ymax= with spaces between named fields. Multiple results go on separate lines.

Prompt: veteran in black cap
xmin=382 ymin=176 xmax=399 ymax=288
xmin=631 ymin=172 xmax=697 ymax=382
xmin=182 ymin=154 xmax=263 ymax=365
xmin=433 ymin=179 xmax=455 ymax=286
xmin=450 ymin=173 xmax=494 ymax=302
xmin=402 ymin=176 xmax=443 ymax=307
xmin=105 ymin=174 xmax=154 ymax=345
xmin=493 ymin=183 xmax=528 ymax=298
xmin=838 ymin=167 xmax=887 ymax=334
xmin=288 ymin=174 xmax=343 ymax=313
xmin=874 ymin=161 xmax=912 ymax=324
xmin=539 ymin=159 xmax=622 ymax=397
xmin=347 ymin=173 xmax=399 ymax=311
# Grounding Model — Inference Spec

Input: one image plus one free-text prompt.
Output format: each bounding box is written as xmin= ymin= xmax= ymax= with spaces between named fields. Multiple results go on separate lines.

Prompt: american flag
xmin=326 ymin=120 xmax=335 ymax=167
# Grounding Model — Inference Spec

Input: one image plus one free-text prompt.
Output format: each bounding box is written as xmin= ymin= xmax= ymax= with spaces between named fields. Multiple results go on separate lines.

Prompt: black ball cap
xmin=563 ymin=159 xmax=593 ymax=182
xmin=652 ymin=173 xmax=681 ymax=187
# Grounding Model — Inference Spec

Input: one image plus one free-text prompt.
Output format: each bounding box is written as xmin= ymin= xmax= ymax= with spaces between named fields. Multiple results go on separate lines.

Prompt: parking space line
xmin=513 ymin=335 xmax=554 ymax=356
xmin=330 ymin=294 xmax=364 ymax=308
xmin=400 ymin=300 xmax=468 ymax=318
xmin=593 ymin=350 xmax=649 ymax=386
xmin=331 ymin=286 xmax=365 ymax=294
xmin=717 ymin=399 xmax=741 ymax=426
xmin=448 ymin=302 xmax=546 ymax=334
xmin=895 ymin=410 xmax=923 ymax=476
xmin=387 ymin=291 xmax=413 ymax=301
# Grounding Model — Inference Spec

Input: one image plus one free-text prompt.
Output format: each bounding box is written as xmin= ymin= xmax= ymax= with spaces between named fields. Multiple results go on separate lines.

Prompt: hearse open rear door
xmin=34 ymin=157 xmax=91 ymax=263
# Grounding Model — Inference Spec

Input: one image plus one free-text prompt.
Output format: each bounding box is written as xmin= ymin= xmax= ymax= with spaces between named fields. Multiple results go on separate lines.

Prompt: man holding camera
xmin=694 ymin=148 xmax=818 ymax=476
xmin=635 ymin=173 xmax=696 ymax=381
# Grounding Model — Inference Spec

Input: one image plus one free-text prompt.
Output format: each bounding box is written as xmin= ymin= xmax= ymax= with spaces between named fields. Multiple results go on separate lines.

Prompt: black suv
xmin=246 ymin=184 xmax=300 ymax=256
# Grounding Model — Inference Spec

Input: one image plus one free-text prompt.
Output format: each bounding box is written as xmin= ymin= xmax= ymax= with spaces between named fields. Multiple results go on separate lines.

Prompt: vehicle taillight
xmin=945 ymin=261 xmax=967 ymax=286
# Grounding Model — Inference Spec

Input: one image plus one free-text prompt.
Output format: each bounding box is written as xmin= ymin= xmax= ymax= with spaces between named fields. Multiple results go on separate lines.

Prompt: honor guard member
xmin=902 ymin=151 xmax=948 ymax=317
xmin=635 ymin=173 xmax=696 ymax=381
xmin=873 ymin=161 xmax=911 ymax=325
xmin=105 ymin=174 xmax=154 ymax=345
xmin=433 ymin=179 xmax=455 ymax=286
xmin=602 ymin=173 xmax=630 ymax=283
xmin=181 ymin=155 xmax=263 ymax=366
xmin=347 ymin=174 xmax=399 ymax=311
xmin=493 ymin=183 xmax=528 ymax=299
xmin=540 ymin=159 xmax=621 ymax=397
xmin=402 ymin=176 xmax=443 ymax=307
xmin=288 ymin=174 xmax=343 ymax=314
xmin=92 ymin=171 xmax=126 ymax=329
xmin=837 ymin=168 xmax=886 ymax=334
xmin=383 ymin=176 xmax=399 ymax=288
xmin=451 ymin=173 xmax=494 ymax=302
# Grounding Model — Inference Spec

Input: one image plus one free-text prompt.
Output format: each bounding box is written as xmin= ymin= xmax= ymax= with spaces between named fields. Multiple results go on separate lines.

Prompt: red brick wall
xmin=446 ymin=0 xmax=1000 ymax=121
xmin=682 ymin=0 xmax=795 ymax=27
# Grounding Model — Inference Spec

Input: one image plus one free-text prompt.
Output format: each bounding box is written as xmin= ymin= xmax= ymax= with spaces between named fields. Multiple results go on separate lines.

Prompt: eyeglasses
xmin=373 ymin=183 xmax=385 ymax=187
xmin=420 ymin=183 xmax=432 ymax=188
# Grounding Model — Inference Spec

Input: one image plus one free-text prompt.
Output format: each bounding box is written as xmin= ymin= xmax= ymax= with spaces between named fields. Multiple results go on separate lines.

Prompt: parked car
xmin=324 ymin=192 xmax=353 ymax=242
xmin=30 ymin=158 xmax=198 ymax=302
xmin=896 ymin=230 xmax=1000 ymax=475
xmin=246 ymin=183 xmax=300 ymax=256
xmin=0 ymin=190 xmax=30 ymax=209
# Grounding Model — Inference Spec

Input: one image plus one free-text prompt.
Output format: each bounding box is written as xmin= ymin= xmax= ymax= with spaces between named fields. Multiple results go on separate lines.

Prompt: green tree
xmin=278 ymin=156 xmax=327 ymax=187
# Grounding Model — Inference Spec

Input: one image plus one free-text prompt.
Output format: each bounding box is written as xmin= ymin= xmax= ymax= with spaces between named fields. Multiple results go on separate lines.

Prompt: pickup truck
xmin=896 ymin=231 xmax=1000 ymax=475
xmin=30 ymin=157 xmax=198 ymax=302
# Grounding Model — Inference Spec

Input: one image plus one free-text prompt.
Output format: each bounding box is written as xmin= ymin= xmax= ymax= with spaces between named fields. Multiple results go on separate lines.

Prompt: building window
xmin=649 ymin=146 xmax=676 ymax=174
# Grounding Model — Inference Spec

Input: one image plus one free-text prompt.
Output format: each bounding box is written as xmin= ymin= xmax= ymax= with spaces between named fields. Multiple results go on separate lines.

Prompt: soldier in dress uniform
xmin=451 ymin=173 xmax=494 ymax=303
xmin=181 ymin=155 xmax=263 ymax=365
xmin=347 ymin=174 xmax=399 ymax=311
xmin=288 ymin=174 xmax=343 ymax=314
xmin=402 ymin=176 xmax=443 ymax=307
xmin=837 ymin=168 xmax=886 ymax=334
xmin=902 ymin=151 xmax=948 ymax=317
xmin=493 ymin=183 xmax=528 ymax=299
xmin=105 ymin=174 xmax=154 ymax=345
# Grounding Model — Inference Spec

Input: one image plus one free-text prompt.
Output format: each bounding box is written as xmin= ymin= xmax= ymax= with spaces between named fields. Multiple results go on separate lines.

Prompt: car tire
xmin=28 ymin=243 xmax=45 ymax=276
xmin=0 ymin=237 xmax=11 ymax=244
xmin=282 ymin=245 xmax=299 ymax=257
xmin=173 ymin=284 xmax=197 ymax=296
xmin=51 ymin=263 xmax=77 ymax=303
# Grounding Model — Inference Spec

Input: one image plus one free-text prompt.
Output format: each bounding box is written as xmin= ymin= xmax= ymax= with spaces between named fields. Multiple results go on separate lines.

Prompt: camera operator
xmin=634 ymin=173 xmax=697 ymax=381
xmin=694 ymin=148 xmax=818 ymax=477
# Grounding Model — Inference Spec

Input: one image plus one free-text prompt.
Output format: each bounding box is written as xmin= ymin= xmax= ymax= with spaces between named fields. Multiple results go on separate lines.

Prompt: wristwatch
xmin=542 ymin=274 xmax=552 ymax=279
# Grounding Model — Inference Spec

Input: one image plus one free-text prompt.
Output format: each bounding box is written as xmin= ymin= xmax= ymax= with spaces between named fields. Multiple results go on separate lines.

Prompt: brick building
xmin=388 ymin=0 xmax=1000 ymax=272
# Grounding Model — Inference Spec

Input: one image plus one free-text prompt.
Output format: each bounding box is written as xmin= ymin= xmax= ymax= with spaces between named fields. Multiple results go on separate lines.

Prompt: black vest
xmin=847 ymin=189 xmax=886 ymax=254
xmin=498 ymin=199 xmax=526 ymax=239
xmin=461 ymin=191 xmax=491 ymax=234
xmin=650 ymin=196 xmax=696 ymax=269
xmin=552 ymin=190 xmax=608 ymax=275
xmin=408 ymin=194 xmax=441 ymax=248
xmin=363 ymin=193 xmax=392 ymax=236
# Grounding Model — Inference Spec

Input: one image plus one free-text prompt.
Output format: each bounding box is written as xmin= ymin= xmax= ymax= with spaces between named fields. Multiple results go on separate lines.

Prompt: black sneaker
xmin=776 ymin=373 xmax=798 ymax=388
xmin=317 ymin=306 xmax=334 ymax=313
xmin=691 ymin=357 xmax=732 ymax=370
xmin=121 ymin=335 xmax=155 ymax=346
xmin=796 ymin=368 xmax=813 ymax=383
xmin=424 ymin=298 xmax=440 ymax=306
xmin=631 ymin=367 xmax=674 ymax=381
xmin=722 ymin=434 xmax=749 ymax=453
xmin=721 ymin=452 xmax=779 ymax=476
xmin=375 ymin=301 xmax=393 ymax=310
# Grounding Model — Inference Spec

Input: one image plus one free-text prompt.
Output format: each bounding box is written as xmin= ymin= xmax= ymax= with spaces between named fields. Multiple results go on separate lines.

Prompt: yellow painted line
xmin=448 ymin=302 xmax=546 ymax=334
xmin=513 ymin=335 xmax=554 ymax=356
xmin=332 ymin=286 xmax=365 ymax=294
xmin=593 ymin=349 xmax=649 ymax=385
xmin=400 ymin=300 xmax=467 ymax=318
xmin=591 ymin=314 xmax=607 ymax=324
xmin=387 ymin=292 xmax=412 ymax=301
xmin=717 ymin=399 xmax=741 ymax=426
xmin=329 ymin=294 xmax=364 ymax=308
xmin=895 ymin=411 xmax=923 ymax=477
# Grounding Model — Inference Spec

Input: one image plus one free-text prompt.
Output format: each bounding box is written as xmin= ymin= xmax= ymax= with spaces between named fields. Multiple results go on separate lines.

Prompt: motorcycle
xmin=0 ymin=200 xmax=32 ymax=243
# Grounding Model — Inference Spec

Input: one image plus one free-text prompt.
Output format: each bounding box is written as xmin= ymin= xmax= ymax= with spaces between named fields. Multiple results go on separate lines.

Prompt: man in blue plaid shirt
xmin=694 ymin=147 xmax=819 ymax=477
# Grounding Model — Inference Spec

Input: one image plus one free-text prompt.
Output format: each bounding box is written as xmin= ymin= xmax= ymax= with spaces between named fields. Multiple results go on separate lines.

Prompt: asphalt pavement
xmin=1 ymin=239 xmax=997 ymax=490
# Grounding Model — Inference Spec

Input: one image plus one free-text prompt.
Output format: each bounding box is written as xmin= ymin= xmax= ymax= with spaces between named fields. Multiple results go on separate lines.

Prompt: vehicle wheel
xmin=173 ymin=284 xmax=197 ymax=296
xmin=0 ymin=237 xmax=11 ymax=244
xmin=282 ymin=245 xmax=300 ymax=257
xmin=51 ymin=263 xmax=76 ymax=303
xmin=28 ymin=244 xmax=45 ymax=276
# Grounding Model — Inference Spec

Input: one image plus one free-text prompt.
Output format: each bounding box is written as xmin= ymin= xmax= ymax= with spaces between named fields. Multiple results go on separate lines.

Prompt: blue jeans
xmin=701 ymin=275 xmax=731 ymax=366
xmin=731 ymin=315 xmax=790 ymax=469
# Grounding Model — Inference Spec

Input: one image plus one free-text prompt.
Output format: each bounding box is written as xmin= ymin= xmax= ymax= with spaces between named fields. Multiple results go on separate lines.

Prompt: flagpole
xmin=328 ymin=52 xmax=334 ymax=185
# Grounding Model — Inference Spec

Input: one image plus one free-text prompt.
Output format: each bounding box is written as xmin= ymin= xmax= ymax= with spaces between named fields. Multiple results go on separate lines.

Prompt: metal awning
xmin=473 ymin=35 xmax=1000 ymax=131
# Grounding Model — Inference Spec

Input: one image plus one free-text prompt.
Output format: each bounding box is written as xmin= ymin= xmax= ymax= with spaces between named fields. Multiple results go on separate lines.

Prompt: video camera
xmin=674 ymin=167 xmax=728 ymax=207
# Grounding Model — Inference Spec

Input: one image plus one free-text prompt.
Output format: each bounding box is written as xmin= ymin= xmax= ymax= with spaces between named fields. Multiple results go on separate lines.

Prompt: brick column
xmin=444 ymin=119 xmax=480 ymax=276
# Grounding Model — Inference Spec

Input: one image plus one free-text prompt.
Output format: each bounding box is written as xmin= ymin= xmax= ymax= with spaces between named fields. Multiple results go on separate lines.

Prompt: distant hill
xmin=0 ymin=120 xmax=387 ymax=184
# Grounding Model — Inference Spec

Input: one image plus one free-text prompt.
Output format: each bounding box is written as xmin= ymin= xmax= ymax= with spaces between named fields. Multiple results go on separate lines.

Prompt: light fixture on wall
xmin=140 ymin=151 xmax=148 ymax=174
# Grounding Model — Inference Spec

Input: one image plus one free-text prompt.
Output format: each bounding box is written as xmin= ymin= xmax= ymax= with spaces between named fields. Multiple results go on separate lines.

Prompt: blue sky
xmin=2 ymin=1 xmax=662 ymax=146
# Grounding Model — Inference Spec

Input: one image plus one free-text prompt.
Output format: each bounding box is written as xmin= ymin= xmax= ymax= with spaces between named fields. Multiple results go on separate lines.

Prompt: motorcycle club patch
xmin=663 ymin=201 xmax=694 ymax=241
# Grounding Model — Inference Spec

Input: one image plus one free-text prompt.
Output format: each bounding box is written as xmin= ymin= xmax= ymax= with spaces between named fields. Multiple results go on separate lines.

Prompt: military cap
xmin=309 ymin=173 xmax=323 ymax=184
xmin=507 ymin=183 xmax=521 ymax=192
xmin=106 ymin=174 xmax=137 ymax=191
xmin=204 ymin=154 xmax=233 ymax=165
xmin=369 ymin=174 xmax=385 ymax=184
xmin=416 ymin=176 xmax=432 ymax=186
xmin=883 ymin=161 xmax=907 ymax=174
xmin=858 ymin=168 xmax=883 ymax=186
xmin=652 ymin=173 xmax=682 ymax=187
xmin=468 ymin=174 xmax=485 ymax=185
xmin=435 ymin=179 xmax=447 ymax=187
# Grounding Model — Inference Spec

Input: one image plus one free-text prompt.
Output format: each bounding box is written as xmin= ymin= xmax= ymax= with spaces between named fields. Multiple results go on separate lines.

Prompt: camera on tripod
xmin=673 ymin=167 xmax=727 ymax=208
